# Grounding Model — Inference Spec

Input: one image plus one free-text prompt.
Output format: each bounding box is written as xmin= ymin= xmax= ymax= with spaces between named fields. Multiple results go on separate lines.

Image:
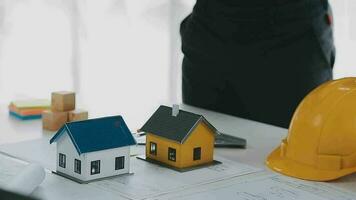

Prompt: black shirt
xmin=208 ymin=0 xmax=304 ymax=6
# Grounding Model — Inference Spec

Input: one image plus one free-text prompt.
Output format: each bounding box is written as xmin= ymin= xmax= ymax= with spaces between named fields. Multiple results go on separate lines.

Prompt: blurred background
xmin=0 ymin=0 xmax=354 ymax=129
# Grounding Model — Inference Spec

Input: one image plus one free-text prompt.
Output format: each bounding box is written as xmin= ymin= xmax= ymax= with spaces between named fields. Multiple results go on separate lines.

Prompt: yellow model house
xmin=140 ymin=105 xmax=218 ymax=171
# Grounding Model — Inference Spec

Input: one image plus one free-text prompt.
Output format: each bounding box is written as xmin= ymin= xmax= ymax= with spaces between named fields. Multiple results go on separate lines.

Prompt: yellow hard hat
xmin=266 ymin=77 xmax=356 ymax=181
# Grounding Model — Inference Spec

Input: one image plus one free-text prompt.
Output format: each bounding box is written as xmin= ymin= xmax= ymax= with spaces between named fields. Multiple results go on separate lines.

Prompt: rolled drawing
xmin=4 ymin=163 xmax=45 ymax=196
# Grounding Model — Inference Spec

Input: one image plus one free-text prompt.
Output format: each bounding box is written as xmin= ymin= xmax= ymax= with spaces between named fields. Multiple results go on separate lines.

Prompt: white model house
xmin=50 ymin=116 xmax=136 ymax=183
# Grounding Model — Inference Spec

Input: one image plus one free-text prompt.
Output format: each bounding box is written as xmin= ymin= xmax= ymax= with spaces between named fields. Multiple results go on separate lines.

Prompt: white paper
xmin=89 ymin=156 xmax=260 ymax=199
xmin=0 ymin=137 xmax=261 ymax=200
xmin=150 ymin=172 xmax=356 ymax=200
xmin=2 ymin=138 xmax=356 ymax=200
xmin=0 ymin=154 xmax=27 ymax=187
xmin=33 ymin=172 xmax=129 ymax=200
xmin=4 ymin=163 xmax=45 ymax=196
xmin=0 ymin=137 xmax=56 ymax=170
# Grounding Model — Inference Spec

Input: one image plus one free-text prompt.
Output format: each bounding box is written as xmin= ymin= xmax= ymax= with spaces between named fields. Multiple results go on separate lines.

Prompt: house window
xmin=168 ymin=147 xmax=176 ymax=162
xmin=59 ymin=153 xmax=66 ymax=168
xmin=115 ymin=156 xmax=125 ymax=170
xmin=91 ymin=160 xmax=100 ymax=175
xmin=74 ymin=159 xmax=81 ymax=174
xmin=150 ymin=142 xmax=157 ymax=155
xmin=193 ymin=147 xmax=201 ymax=161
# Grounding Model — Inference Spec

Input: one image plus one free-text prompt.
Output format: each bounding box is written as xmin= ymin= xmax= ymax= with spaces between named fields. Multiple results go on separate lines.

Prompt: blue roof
xmin=50 ymin=116 xmax=136 ymax=155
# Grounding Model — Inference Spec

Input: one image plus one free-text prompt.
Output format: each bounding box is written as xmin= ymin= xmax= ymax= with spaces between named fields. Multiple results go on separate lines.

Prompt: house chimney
xmin=172 ymin=104 xmax=179 ymax=117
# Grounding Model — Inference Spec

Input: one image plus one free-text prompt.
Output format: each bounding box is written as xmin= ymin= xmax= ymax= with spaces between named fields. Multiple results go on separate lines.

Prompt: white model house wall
xmin=56 ymin=132 xmax=87 ymax=181
xmin=56 ymin=130 xmax=131 ymax=181
xmin=84 ymin=146 xmax=130 ymax=181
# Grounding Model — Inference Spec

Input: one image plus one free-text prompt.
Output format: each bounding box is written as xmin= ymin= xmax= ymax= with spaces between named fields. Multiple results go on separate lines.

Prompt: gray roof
xmin=140 ymin=105 xmax=217 ymax=143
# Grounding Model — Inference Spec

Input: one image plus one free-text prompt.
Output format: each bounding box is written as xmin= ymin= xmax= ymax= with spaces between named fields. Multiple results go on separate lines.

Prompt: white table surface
xmin=0 ymin=104 xmax=356 ymax=199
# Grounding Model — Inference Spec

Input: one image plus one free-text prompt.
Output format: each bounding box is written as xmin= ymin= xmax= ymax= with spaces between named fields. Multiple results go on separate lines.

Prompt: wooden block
xmin=51 ymin=91 xmax=75 ymax=112
xmin=42 ymin=110 xmax=68 ymax=131
xmin=68 ymin=109 xmax=88 ymax=122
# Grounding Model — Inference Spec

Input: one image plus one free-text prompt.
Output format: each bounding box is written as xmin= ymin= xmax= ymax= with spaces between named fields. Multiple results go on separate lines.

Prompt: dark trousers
xmin=181 ymin=0 xmax=335 ymax=128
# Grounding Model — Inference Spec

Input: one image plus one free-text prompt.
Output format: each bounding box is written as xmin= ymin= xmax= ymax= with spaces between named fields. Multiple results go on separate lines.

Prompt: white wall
xmin=0 ymin=0 xmax=176 ymax=129
xmin=56 ymin=130 xmax=131 ymax=181
xmin=85 ymin=145 xmax=130 ymax=181
xmin=56 ymin=130 xmax=86 ymax=181
xmin=330 ymin=0 xmax=356 ymax=78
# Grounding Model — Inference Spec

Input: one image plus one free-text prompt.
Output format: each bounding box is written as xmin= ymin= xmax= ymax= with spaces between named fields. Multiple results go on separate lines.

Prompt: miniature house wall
xmin=50 ymin=116 xmax=136 ymax=183
xmin=140 ymin=105 xmax=217 ymax=170
xmin=55 ymin=130 xmax=130 ymax=182
xmin=145 ymin=121 xmax=214 ymax=169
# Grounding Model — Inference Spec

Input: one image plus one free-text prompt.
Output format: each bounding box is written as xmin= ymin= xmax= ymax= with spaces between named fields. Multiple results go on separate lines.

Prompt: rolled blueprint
xmin=4 ymin=163 xmax=45 ymax=196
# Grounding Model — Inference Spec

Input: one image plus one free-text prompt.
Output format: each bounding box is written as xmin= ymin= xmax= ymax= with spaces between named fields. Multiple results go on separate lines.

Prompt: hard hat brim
xmin=266 ymin=147 xmax=356 ymax=181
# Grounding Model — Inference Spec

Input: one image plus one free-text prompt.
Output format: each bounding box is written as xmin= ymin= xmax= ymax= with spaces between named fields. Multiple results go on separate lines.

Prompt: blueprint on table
xmin=1 ymin=137 xmax=356 ymax=200
xmin=150 ymin=172 xmax=356 ymax=200
xmin=90 ymin=156 xmax=260 ymax=199
xmin=0 ymin=138 xmax=261 ymax=200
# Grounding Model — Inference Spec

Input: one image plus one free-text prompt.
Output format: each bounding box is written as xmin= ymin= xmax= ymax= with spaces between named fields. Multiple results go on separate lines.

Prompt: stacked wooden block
xmin=42 ymin=91 xmax=88 ymax=131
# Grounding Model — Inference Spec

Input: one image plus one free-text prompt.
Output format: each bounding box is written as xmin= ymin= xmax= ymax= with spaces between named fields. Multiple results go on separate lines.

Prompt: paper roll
xmin=4 ymin=163 xmax=45 ymax=196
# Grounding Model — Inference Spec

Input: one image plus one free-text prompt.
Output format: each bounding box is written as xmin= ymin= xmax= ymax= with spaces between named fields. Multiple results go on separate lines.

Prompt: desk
xmin=0 ymin=104 xmax=355 ymax=199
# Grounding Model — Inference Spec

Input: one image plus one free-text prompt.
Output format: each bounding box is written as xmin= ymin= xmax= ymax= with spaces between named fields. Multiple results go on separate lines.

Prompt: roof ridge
xmin=159 ymin=105 xmax=202 ymax=118
xmin=50 ymin=115 xmax=136 ymax=155
xmin=66 ymin=115 xmax=122 ymax=125
xmin=141 ymin=105 xmax=214 ymax=143
xmin=180 ymin=116 xmax=203 ymax=144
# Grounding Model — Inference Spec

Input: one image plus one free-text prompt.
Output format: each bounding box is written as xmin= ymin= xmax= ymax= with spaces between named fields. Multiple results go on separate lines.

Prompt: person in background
xmin=181 ymin=0 xmax=335 ymax=128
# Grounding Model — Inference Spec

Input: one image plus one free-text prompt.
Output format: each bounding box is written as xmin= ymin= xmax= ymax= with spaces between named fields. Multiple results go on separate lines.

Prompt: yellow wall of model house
xmin=146 ymin=121 xmax=215 ymax=169
xmin=180 ymin=122 xmax=214 ymax=168
xmin=146 ymin=133 xmax=182 ymax=168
